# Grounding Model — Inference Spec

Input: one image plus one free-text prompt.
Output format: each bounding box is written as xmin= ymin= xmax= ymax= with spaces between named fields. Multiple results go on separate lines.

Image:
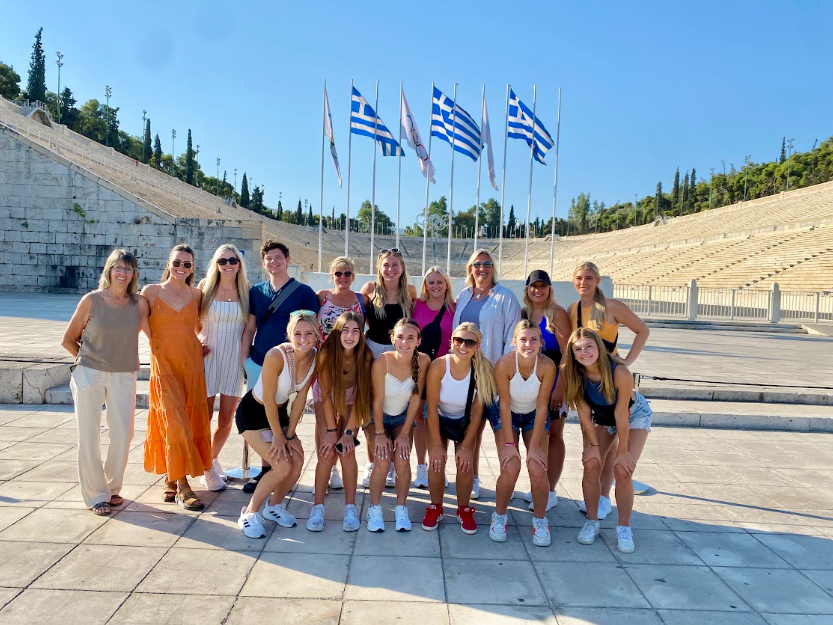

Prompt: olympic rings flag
xmin=400 ymin=89 xmax=436 ymax=184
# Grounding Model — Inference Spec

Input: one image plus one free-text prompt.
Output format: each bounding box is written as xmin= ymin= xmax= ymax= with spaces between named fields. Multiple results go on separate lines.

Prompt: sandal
xmin=163 ymin=482 xmax=177 ymax=503
xmin=92 ymin=501 xmax=111 ymax=516
xmin=109 ymin=494 xmax=124 ymax=507
xmin=175 ymin=488 xmax=205 ymax=512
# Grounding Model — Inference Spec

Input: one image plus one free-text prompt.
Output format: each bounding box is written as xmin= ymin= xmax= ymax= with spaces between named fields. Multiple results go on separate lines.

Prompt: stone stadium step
xmin=46 ymin=379 xmax=150 ymax=409
xmin=644 ymin=319 xmax=807 ymax=333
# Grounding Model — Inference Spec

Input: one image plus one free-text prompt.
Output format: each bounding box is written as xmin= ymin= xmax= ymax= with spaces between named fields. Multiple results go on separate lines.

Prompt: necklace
xmin=473 ymin=287 xmax=489 ymax=300
xmin=218 ymin=286 xmax=235 ymax=302
xmin=105 ymin=291 xmax=128 ymax=307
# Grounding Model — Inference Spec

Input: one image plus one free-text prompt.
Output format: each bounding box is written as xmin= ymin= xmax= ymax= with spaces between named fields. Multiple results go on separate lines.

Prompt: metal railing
xmin=698 ymin=287 xmax=771 ymax=322
xmin=613 ymin=284 xmax=689 ymax=319
xmin=780 ymin=290 xmax=833 ymax=323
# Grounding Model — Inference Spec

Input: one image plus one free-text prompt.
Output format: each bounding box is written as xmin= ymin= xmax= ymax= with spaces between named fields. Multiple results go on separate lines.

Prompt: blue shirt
xmin=459 ymin=295 xmax=490 ymax=328
xmin=249 ymin=279 xmax=320 ymax=366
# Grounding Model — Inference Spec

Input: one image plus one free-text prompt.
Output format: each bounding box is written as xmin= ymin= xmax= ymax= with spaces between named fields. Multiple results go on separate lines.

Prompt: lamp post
xmin=141 ymin=110 xmax=147 ymax=163
xmin=104 ymin=85 xmax=112 ymax=147
xmin=55 ymin=52 xmax=63 ymax=123
xmin=234 ymin=168 xmax=237 ymax=194
xmin=786 ymin=139 xmax=795 ymax=191
xmin=216 ymin=158 xmax=220 ymax=196
xmin=170 ymin=129 xmax=176 ymax=175
xmin=194 ymin=144 xmax=199 ymax=187
xmin=743 ymin=155 xmax=751 ymax=201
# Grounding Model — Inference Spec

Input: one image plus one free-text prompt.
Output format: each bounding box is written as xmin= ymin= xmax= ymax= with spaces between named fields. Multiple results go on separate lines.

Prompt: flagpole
xmin=523 ymin=85 xmax=537 ymax=278
xmin=318 ymin=79 xmax=326 ymax=273
xmin=447 ymin=83 xmax=457 ymax=276
xmin=498 ymin=84 xmax=510 ymax=274
xmin=369 ymin=80 xmax=380 ymax=273
xmin=422 ymin=83 xmax=434 ymax=276
xmin=345 ymin=79 xmax=354 ymax=256
xmin=395 ymin=82 xmax=403 ymax=250
xmin=474 ymin=84 xmax=484 ymax=251
xmin=549 ymin=87 xmax=562 ymax=275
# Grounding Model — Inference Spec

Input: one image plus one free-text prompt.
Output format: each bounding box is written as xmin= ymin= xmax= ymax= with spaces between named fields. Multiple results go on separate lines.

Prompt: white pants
xmin=70 ymin=365 xmax=137 ymax=508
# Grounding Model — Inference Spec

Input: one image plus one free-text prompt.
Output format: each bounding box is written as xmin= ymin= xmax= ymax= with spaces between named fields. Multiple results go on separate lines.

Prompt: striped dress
xmin=200 ymin=300 xmax=245 ymax=397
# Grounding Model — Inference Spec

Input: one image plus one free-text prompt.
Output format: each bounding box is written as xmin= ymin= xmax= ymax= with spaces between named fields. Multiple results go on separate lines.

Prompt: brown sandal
xmin=175 ymin=488 xmax=204 ymax=512
xmin=163 ymin=482 xmax=177 ymax=503
xmin=109 ymin=494 xmax=124 ymax=507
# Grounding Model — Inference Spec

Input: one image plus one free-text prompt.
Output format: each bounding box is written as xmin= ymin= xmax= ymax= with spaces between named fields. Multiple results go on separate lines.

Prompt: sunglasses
xmin=452 ymin=337 xmax=477 ymax=349
xmin=472 ymin=261 xmax=493 ymax=269
xmin=290 ymin=309 xmax=317 ymax=319
xmin=217 ymin=257 xmax=240 ymax=266
xmin=333 ymin=270 xmax=353 ymax=278
xmin=170 ymin=260 xmax=193 ymax=268
xmin=379 ymin=248 xmax=401 ymax=255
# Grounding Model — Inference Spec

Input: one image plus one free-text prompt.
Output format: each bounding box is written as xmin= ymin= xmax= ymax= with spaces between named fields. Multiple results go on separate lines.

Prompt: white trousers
xmin=70 ymin=365 xmax=137 ymax=508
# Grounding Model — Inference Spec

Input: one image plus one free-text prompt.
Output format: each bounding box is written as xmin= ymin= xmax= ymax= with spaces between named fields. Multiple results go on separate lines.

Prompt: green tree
xmin=250 ymin=186 xmax=264 ymax=213
xmin=655 ymin=181 xmax=663 ymax=218
xmin=0 ymin=62 xmax=21 ymax=100
xmin=296 ymin=200 xmax=303 ymax=223
xmin=357 ymin=199 xmax=393 ymax=234
xmin=142 ymin=119 xmax=152 ymax=164
xmin=276 ymin=199 xmax=283 ymax=219
xmin=185 ymin=129 xmax=194 ymax=184
xmin=59 ymin=87 xmax=79 ymax=129
xmin=240 ymin=173 xmax=250 ymax=207
xmin=24 ymin=28 xmax=46 ymax=103
xmin=153 ymin=133 xmax=162 ymax=168
xmin=507 ymin=204 xmax=516 ymax=236
xmin=672 ymin=168 xmax=680 ymax=207
xmin=568 ymin=193 xmax=590 ymax=233
xmin=307 ymin=204 xmax=314 ymax=226
xmin=779 ymin=137 xmax=786 ymax=164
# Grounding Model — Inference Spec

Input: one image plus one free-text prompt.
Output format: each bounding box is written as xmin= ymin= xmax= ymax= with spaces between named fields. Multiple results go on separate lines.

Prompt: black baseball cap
xmin=526 ymin=269 xmax=552 ymax=286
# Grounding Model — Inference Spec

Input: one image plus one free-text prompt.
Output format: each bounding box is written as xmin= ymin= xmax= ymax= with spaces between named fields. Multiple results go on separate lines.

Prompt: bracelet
xmin=285 ymin=434 xmax=297 ymax=441
xmin=326 ymin=428 xmax=337 ymax=433
xmin=504 ymin=442 xmax=516 ymax=447
xmin=589 ymin=443 xmax=599 ymax=447
xmin=375 ymin=431 xmax=386 ymax=436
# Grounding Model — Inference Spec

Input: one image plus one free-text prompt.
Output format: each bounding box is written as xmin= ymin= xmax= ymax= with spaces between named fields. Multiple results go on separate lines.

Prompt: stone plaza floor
xmin=0 ymin=403 xmax=832 ymax=624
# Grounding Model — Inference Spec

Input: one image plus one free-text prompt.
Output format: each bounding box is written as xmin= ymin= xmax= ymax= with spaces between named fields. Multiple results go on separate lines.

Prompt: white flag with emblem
xmin=481 ymin=96 xmax=498 ymax=191
xmin=400 ymin=89 xmax=436 ymax=184
xmin=323 ymin=84 xmax=342 ymax=187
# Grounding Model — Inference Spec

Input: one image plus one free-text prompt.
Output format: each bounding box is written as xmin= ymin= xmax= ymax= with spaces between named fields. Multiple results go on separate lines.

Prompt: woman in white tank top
xmin=367 ymin=319 xmax=430 ymax=532
xmin=491 ymin=320 xmax=557 ymax=548
xmin=421 ymin=323 xmax=498 ymax=535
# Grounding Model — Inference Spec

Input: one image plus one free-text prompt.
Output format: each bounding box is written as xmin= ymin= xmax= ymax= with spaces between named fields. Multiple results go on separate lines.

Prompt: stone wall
xmin=0 ymin=129 xmax=265 ymax=292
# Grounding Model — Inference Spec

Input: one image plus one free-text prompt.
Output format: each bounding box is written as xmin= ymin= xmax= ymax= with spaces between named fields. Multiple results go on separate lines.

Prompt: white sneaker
xmin=471 ymin=475 xmax=481 ymax=500
xmin=238 ymin=507 xmax=266 ymax=538
xmin=617 ymin=525 xmax=635 ymax=553
xmin=577 ymin=519 xmax=601 ymax=545
xmin=263 ymin=502 xmax=297 ymax=528
xmin=522 ymin=491 xmax=533 ymax=504
xmin=394 ymin=505 xmax=411 ymax=532
xmin=385 ymin=464 xmax=396 ymax=488
xmin=529 ymin=491 xmax=558 ymax=512
xmin=362 ymin=463 xmax=374 ymax=488
xmin=306 ymin=504 xmax=325 ymax=532
xmin=330 ymin=466 xmax=344 ymax=490
xmin=201 ymin=468 xmax=227 ymax=492
xmin=532 ymin=517 xmax=551 ymax=547
xmin=489 ymin=512 xmax=508 ymax=543
xmin=343 ymin=504 xmax=360 ymax=532
xmin=579 ymin=495 xmax=611 ymax=520
xmin=212 ymin=458 xmax=227 ymax=481
xmin=366 ymin=504 xmax=385 ymax=532
xmin=444 ymin=473 xmax=449 ymax=488
xmin=414 ymin=464 xmax=428 ymax=489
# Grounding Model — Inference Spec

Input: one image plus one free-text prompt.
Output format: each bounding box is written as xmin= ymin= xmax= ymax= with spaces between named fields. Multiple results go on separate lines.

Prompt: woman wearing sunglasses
xmin=196 ymin=244 xmax=250 ymax=492
xmin=453 ymin=249 xmax=521 ymax=499
xmin=142 ymin=244 xmax=211 ymax=511
xmin=422 ymin=323 xmax=497 ymax=535
xmin=359 ymin=248 xmax=418 ymax=488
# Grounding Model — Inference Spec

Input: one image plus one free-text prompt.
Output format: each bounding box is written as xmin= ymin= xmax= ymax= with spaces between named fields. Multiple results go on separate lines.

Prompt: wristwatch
xmin=344 ymin=429 xmax=355 ymax=437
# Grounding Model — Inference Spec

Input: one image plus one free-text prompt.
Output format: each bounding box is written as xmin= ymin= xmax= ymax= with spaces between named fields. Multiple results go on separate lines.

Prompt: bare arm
xmin=139 ymin=296 xmax=152 ymax=341
xmin=61 ymin=293 xmax=93 ymax=358
xmin=530 ymin=358 xmax=557 ymax=449
xmin=577 ymin=398 xmax=602 ymax=467
xmin=286 ymin=358 xmax=316 ymax=440
xmin=370 ymin=355 xmax=388 ymax=435
xmin=610 ymin=299 xmax=649 ymax=366
xmin=612 ymin=364 xmax=635 ymax=456
xmin=494 ymin=354 xmax=513 ymax=436
xmin=240 ymin=313 xmax=256 ymax=366
xmin=260 ymin=348 xmax=287 ymax=441
xmin=550 ymin=306 xmax=572 ymax=409
xmin=425 ymin=358 xmax=445 ymax=446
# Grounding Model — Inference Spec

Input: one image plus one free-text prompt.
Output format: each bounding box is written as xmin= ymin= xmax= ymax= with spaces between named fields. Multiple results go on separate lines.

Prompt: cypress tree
xmin=779 ymin=137 xmax=786 ymax=164
xmin=142 ymin=119 xmax=152 ymax=164
xmin=689 ymin=168 xmax=697 ymax=210
xmin=507 ymin=205 xmax=516 ymax=237
xmin=240 ymin=173 xmax=250 ymax=207
xmin=153 ymin=133 xmax=162 ymax=168
xmin=296 ymin=200 xmax=303 ymax=224
xmin=307 ymin=204 xmax=314 ymax=226
xmin=25 ymin=28 xmax=47 ymax=103
xmin=655 ymin=181 xmax=663 ymax=218
xmin=672 ymin=168 xmax=680 ymax=207
xmin=185 ymin=129 xmax=194 ymax=184
xmin=276 ymin=200 xmax=283 ymax=220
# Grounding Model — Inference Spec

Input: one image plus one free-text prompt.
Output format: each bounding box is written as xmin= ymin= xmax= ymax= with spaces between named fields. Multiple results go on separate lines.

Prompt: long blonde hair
xmin=371 ymin=249 xmax=412 ymax=319
xmin=451 ymin=322 xmax=498 ymax=406
xmin=392 ymin=318 xmax=422 ymax=395
xmin=574 ymin=261 xmax=608 ymax=329
xmin=563 ymin=327 xmax=624 ymax=410
xmin=317 ymin=311 xmax=373 ymax=427
xmin=523 ymin=283 xmax=557 ymax=336
xmin=200 ymin=244 xmax=250 ymax=321
xmin=98 ymin=249 xmax=139 ymax=298
xmin=465 ymin=248 xmax=499 ymax=288
xmin=419 ymin=266 xmax=456 ymax=309
xmin=160 ymin=244 xmax=195 ymax=286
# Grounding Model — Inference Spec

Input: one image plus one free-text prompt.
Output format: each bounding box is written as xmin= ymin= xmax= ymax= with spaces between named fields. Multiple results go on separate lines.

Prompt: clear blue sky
xmin=2 ymin=1 xmax=832 ymax=229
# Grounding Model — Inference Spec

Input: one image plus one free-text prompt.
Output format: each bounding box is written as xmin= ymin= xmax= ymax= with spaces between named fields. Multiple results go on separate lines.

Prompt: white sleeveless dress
xmin=200 ymin=300 xmax=245 ymax=397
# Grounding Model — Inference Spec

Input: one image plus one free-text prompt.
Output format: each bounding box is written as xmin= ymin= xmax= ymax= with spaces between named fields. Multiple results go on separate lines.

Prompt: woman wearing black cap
xmin=521 ymin=270 xmax=571 ymax=512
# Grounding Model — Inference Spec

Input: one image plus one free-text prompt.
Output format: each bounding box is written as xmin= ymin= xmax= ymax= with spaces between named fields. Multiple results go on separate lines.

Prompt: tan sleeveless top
xmin=77 ymin=292 xmax=141 ymax=372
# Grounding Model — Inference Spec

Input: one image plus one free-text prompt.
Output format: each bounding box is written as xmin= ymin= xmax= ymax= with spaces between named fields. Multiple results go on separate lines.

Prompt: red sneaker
xmin=421 ymin=504 xmax=443 ymax=531
xmin=457 ymin=505 xmax=477 ymax=534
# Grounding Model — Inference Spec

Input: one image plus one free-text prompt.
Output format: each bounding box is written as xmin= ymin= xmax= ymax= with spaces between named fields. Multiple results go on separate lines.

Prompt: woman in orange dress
xmin=141 ymin=244 xmax=212 ymax=511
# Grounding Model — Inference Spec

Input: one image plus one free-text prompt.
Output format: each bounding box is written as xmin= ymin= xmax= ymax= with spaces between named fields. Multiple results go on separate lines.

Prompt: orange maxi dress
xmin=144 ymin=297 xmax=212 ymax=479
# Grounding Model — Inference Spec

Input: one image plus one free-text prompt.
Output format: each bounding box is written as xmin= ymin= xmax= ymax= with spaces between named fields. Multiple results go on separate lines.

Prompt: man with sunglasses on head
xmin=240 ymin=240 xmax=320 ymax=492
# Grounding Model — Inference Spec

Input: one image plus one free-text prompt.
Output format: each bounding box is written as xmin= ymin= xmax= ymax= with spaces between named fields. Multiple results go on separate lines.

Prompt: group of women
xmin=63 ymin=242 xmax=652 ymax=554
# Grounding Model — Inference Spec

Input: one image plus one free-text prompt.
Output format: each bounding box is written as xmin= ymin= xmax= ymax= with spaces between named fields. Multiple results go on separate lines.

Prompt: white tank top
xmin=438 ymin=357 xmax=473 ymax=420
xmin=383 ymin=356 xmax=415 ymax=416
xmin=509 ymin=351 xmax=541 ymax=414
xmin=254 ymin=346 xmax=316 ymax=411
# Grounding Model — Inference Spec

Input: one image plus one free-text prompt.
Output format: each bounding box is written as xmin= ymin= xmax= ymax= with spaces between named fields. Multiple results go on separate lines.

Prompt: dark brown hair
xmin=260 ymin=240 xmax=290 ymax=259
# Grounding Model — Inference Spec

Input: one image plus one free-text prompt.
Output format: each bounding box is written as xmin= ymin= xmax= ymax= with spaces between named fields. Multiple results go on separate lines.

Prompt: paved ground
xmin=0 ymin=403 xmax=832 ymax=624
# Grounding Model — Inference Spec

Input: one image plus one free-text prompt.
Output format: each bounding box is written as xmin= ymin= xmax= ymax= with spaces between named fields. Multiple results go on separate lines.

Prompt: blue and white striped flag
xmin=431 ymin=86 xmax=481 ymax=162
xmin=350 ymin=87 xmax=403 ymax=156
xmin=508 ymin=88 xmax=553 ymax=164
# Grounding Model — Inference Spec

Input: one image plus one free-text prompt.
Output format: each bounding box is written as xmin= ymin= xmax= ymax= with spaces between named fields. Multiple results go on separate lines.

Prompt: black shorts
xmin=235 ymin=390 xmax=289 ymax=434
xmin=438 ymin=415 xmax=470 ymax=444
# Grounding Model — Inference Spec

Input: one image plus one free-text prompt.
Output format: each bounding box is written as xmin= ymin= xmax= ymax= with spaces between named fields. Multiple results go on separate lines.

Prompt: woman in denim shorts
xmin=490 ymin=320 xmax=558 ymax=547
xmin=563 ymin=328 xmax=652 ymax=554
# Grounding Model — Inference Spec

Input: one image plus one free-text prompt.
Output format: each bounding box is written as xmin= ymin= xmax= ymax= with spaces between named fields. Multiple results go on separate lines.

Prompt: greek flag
xmin=431 ymin=86 xmax=481 ymax=162
xmin=350 ymin=87 xmax=403 ymax=156
xmin=508 ymin=88 xmax=553 ymax=164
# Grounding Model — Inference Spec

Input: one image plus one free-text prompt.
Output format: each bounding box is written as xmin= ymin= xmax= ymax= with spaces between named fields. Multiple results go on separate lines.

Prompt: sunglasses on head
xmin=289 ymin=309 xmax=316 ymax=319
xmin=452 ymin=337 xmax=477 ymax=348
xmin=217 ymin=257 xmax=240 ymax=266
xmin=379 ymin=248 xmax=400 ymax=256
xmin=334 ymin=270 xmax=353 ymax=278
xmin=472 ymin=261 xmax=493 ymax=269
xmin=170 ymin=260 xmax=192 ymax=268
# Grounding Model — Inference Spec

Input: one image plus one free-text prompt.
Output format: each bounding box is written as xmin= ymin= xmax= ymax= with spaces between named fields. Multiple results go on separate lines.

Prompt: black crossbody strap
xmin=463 ymin=363 xmax=477 ymax=422
xmin=263 ymin=279 xmax=302 ymax=322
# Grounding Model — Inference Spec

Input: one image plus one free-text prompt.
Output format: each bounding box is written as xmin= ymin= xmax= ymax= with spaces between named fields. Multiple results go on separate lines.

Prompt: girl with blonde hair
xmin=563 ymin=328 xmax=652 ymax=554
xmin=421 ymin=323 xmax=497 ymax=535
xmin=197 ymin=244 xmax=250 ymax=491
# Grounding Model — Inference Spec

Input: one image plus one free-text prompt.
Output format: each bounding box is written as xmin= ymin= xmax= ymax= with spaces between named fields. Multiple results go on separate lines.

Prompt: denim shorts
xmin=438 ymin=414 xmax=469 ymax=443
xmin=382 ymin=410 xmax=414 ymax=437
xmin=485 ymin=400 xmax=501 ymax=431
xmin=512 ymin=410 xmax=550 ymax=434
xmin=604 ymin=392 xmax=652 ymax=435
